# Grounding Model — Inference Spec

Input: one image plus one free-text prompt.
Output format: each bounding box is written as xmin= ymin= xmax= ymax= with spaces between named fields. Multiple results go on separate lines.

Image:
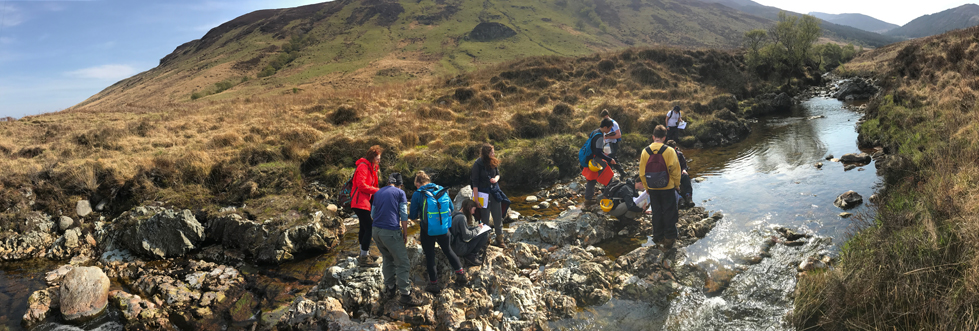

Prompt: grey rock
xmin=834 ymin=191 xmax=863 ymax=209
xmin=825 ymin=154 xmax=834 ymax=160
xmin=453 ymin=185 xmax=473 ymax=209
xmin=110 ymin=206 xmax=204 ymax=259
xmin=539 ymin=201 xmax=551 ymax=209
xmin=59 ymin=216 xmax=74 ymax=231
xmin=510 ymin=211 xmax=615 ymax=246
xmin=208 ymin=212 xmax=343 ymax=263
xmin=844 ymin=164 xmax=857 ymax=171
xmin=815 ymin=162 xmax=823 ymax=168
xmin=60 ymin=266 xmax=110 ymax=321
xmin=23 ymin=287 xmax=59 ymax=329
xmin=513 ymin=242 xmax=544 ymax=269
xmin=76 ymin=200 xmax=93 ymax=218
xmin=526 ymin=196 xmax=539 ymax=203
xmin=840 ymin=153 xmax=872 ymax=164
xmin=64 ymin=228 xmax=81 ymax=249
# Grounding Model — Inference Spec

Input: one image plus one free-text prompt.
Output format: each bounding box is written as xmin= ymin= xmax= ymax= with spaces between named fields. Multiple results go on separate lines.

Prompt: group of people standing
xmin=347 ymin=144 xmax=507 ymax=306
xmin=583 ymin=107 xmax=693 ymax=251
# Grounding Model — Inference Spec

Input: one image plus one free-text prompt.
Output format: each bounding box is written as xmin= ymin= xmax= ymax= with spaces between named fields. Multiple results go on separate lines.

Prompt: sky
xmin=753 ymin=0 xmax=979 ymax=26
xmin=0 ymin=0 xmax=324 ymax=119
xmin=0 ymin=0 xmax=978 ymax=119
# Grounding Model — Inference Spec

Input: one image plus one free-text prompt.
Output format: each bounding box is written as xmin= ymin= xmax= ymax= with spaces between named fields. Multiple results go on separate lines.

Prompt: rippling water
xmin=556 ymin=97 xmax=881 ymax=330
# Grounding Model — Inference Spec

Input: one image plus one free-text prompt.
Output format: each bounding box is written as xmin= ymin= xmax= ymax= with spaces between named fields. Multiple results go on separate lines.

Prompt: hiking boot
xmin=399 ymin=293 xmax=429 ymax=307
xmin=661 ymin=238 xmax=676 ymax=251
xmin=357 ymin=255 xmax=379 ymax=267
xmin=384 ymin=286 xmax=398 ymax=299
xmin=495 ymin=237 xmax=507 ymax=249
xmin=464 ymin=255 xmax=483 ymax=267
xmin=455 ymin=271 xmax=469 ymax=286
xmin=424 ymin=282 xmax=443 ymax=294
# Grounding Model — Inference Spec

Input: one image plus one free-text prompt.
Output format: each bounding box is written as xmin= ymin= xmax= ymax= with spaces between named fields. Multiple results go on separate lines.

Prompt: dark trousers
xmin=608 ymin=142 xmax=626 ymax=174
xmin=667 ymin=126 xmax=680 ymax=143
xmin=680 ymin=173 xmax=693 ymax=199
xmin=353 ymin=208 xmax=373 ymax=251
xmin=420 ymin=232 xmax=463 ymax=282
xmin=647 ymin=189 xmax=679 ymax=242
xmin=454 ymin=232 xmax=490 ymax=258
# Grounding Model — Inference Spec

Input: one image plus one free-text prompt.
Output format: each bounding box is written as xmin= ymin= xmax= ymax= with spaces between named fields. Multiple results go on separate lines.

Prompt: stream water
xmin=0 ymin=97 xmax=878 ymax=330
xmin=553 ymin=97 xmax=880 ymax=330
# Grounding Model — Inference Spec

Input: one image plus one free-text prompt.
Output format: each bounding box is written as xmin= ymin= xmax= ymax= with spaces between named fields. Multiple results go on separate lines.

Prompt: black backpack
xmin=338 ymin=176 xmax=354 ymax=210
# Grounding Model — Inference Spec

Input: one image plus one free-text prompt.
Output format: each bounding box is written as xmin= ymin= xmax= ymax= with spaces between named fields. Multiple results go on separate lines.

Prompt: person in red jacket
xmin=352 ymin=145 xmax=382 ymax=266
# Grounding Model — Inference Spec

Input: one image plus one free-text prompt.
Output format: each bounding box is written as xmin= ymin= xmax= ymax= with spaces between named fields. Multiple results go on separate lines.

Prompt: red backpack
xmin=643 ymin=145 xmax=670 ymax=189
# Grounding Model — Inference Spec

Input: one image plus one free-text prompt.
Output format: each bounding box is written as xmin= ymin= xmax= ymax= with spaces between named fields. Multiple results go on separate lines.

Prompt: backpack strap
xmin=644 ymin=146 xmax=653 ymax=156
xmin=658 ymin=144 xmax=668 ymax=154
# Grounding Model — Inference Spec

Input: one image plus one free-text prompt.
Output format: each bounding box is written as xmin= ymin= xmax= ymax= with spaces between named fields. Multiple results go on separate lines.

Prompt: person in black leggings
xmin=409 ymin=171 xmax=468 ymax=293
xmin=351 ymin=145 xmax=382 ymax=266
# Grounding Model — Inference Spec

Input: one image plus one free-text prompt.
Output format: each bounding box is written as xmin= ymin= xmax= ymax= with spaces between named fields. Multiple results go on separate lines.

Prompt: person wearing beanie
xmin=370 ymin=172 xmax=428 ymax=306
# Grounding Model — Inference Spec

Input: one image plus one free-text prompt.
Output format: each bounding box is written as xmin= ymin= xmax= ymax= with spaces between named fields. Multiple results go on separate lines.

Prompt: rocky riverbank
xmin=12 ymin=172 xmax=735 ymax=330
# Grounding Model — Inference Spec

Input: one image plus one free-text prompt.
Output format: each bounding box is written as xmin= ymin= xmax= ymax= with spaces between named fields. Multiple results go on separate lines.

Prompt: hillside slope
xmin=793 ymin=25 xmax=979 ymax=330
xmin=808 ymin=12 xmax=898 ymax=33
xmin=701 ymin=0 xmax=902 ymax=47
xmin=885 ymin=4 xmax=979 ymax=39
xmin=75 ymin=0 xmax=772 ymax=109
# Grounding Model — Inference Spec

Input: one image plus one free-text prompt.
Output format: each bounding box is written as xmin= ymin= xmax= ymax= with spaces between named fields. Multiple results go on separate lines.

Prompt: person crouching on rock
xmin=602 ymin=176 xmax=647 ymax=232
xmin=353 ymin=145 xmax=382 ymax=266
xmin=584 ymin=118 xmax=619 ymax=208
xmin=640 ymin=125 xmax=681 ymax=251
xmin=665 ymin=140 xmax=694 ymax=209
xmin=410 ymin=171 xmax=468 ymax=293
xmin=370 ymin=172 xmax=428 ymax=306
xmin=451 ymin=199 xmax=491 ymax=266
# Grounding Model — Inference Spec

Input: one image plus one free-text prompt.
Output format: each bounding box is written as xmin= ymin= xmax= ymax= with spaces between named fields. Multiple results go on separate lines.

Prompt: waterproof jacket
xmin=589 ymin=129 xmax=614 ymax=163
xmin=450 ymin=212 xmax=481 ymax=252
xmin=639 ymin=142 xmax=681 ymax=190
xmin=351 ymin=158 xmax=380 ymax=210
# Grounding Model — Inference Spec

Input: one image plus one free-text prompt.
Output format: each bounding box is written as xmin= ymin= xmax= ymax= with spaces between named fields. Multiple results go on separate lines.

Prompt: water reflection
xmin=555 ymin=97 xmax=881 ymax=330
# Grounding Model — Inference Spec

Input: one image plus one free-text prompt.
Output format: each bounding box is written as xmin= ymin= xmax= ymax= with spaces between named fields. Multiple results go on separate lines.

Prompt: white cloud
xmin=66 ymin=64 xmax=139 ymax=80
xmin=0 ymin=4 xmax=26 ymax=27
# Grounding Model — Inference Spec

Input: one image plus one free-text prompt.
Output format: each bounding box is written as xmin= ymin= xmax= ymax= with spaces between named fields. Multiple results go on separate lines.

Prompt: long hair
xmin=414 ymin=170 xmax=431 ymax=187
xmin=480 ymin=143 xmax=500 ymax=169
xmin=461 ymin=198 xmax=480 ymax=225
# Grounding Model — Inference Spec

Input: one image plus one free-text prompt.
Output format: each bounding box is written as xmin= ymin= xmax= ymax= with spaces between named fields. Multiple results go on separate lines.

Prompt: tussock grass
xmin=794 ymin=25 xmax=979 ymax=330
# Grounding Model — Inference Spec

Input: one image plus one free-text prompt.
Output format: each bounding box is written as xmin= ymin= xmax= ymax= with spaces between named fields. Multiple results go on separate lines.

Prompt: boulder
xmin=60 ymin=266 xmax=110 ymax=321
xmin=834 ymin=191 xmax=863 ymax=209
xmin=76 ymin=200 xmax=93 ymax=217
xmin=454 ymin=185 xmax=474 ymax=209
xmin=23 ymin=287 xmax=59 ymax=329
xmin=111 ymin=206 xmax=204 ymax=259
xmin=513 ymin=242 xmax=545 ymax=268
xmin=541 ymin=246 xmax=612 ymax=306
xmin=840 ymin=153 xmax=872 ymax=164
xmin=207 ymin=212 xmax=343 ymax=264
xmin=613 ymin=246 xmax=663 ymax=276
xmin=510 ymin=211 xmax=615 ymax=246
xmin=833 ymin=77 xmax=878 ymax=101
xmin=525 ymin=196 xmax=539 ymax=203
xmin=59 ymin=216 xmax=74 ymax=231
xmin=469 ymin=22 xmax=517 ymax=42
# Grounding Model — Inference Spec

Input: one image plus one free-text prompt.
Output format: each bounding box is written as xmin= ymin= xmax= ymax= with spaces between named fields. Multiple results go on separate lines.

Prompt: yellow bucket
xmin=600 ymin=199 xmax=614 ymax=213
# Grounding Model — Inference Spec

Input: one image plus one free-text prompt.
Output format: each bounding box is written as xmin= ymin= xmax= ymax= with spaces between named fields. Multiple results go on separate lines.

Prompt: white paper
xmin=678 ymin=121 xmax=687 ymax=130
xmin=476 ymin=224 xmax=493 ymax=236
xmin=477 ymin=192 xmax=490 ymax=208
xmin=633 ymin=191 xmax=650 ymax=210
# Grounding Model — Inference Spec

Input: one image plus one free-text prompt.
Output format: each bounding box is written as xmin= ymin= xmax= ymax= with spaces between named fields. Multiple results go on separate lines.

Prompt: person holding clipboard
xmin=471 ymin=143 xmax=511 ymax=248
xmin=450 ymin=199 xmax=492 ymax=266
xmin=665 ymin=105 xmax=683 ymax=143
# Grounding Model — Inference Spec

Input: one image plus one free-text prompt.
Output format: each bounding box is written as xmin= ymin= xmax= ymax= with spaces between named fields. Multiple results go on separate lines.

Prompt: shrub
xmin=330 ymin=106 xmax=360 ymax=125
xmin=210 ymin=132 xmax=244 ymax=148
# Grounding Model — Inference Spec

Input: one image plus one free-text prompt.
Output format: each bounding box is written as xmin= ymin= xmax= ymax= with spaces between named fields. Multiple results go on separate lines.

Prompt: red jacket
xmin=351 ymin=158 xmax=379 ymax=210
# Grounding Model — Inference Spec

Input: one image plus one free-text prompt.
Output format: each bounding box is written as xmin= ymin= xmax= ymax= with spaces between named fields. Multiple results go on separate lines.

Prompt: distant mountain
xmin=78 ymin=0 xmax=780 ymax=108
xmin=886 ymin=4 xmax=979 ymax=39
xmin=808 ymin=12 xmax=898 ymax=33
xmin=700 ymin=0 xmax=902 ymax=47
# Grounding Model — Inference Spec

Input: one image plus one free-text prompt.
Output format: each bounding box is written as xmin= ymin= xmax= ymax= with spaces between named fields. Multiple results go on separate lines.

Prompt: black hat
xmin=388 ymin=172 xmax=404 ymax=186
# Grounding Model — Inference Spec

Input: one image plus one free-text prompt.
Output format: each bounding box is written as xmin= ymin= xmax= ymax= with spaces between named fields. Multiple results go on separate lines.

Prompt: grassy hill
xmin=701 ymin=0 xmax=903 ymax=47
xmin=75 ymin=0 xmax=774 ymax=109
xmin=793 ymin=25 xmax=979 ymax=330
xmin=808 ymin=12 xmax=898 ymax=34
xmin=885 ymin=4 xmax=979 ymax=39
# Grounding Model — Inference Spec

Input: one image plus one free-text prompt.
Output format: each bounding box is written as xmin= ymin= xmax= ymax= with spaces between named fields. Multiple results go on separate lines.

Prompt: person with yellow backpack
xmin=639 ymin=125 xmax=682 ymax=251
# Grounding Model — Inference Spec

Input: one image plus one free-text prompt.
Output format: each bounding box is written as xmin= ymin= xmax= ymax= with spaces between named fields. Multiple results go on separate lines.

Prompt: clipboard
xmin=678 ymin=121 xmax=687 ymax=130
xmin=476 ymin=192 xmax=490 ymax=208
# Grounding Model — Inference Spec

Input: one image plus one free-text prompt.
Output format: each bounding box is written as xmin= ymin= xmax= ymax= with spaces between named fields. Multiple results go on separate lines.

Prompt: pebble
xmin=814 ymin=162 xmax=823 ymax=168
xmin=526 ymin=196 xmax=539 ymax=203
xmin=839 ymin=212 xmax=852 ymax=218
xmin=825 ymin=155 xmax=834 ymax=160
xmin=694 ymin=177 xmax=707 ymax=183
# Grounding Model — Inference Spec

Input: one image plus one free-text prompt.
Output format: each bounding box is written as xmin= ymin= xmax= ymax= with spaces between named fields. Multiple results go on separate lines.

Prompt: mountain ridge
xmin=808 ymin=12 xmax=898 ymax=33
xmin=885 ymin=4 xmax=979 ymax=39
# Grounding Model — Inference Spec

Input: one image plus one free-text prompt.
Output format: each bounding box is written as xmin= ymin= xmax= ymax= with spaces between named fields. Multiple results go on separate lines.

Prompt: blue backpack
xmin=578 ymin=130 xmax=604 ymax=168
xmin=421 ymin=184 xmax=453 ymax=236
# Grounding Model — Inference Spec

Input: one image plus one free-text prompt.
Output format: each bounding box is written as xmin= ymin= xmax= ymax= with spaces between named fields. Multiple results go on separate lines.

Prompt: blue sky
xmin=0 ymin=0 xmax=323 ymax=119
xmin=0 ymin=0 xmax=977 ymax=119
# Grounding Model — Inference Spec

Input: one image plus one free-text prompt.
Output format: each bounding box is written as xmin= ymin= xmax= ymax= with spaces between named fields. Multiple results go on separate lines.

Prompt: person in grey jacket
xmin=450 ymin=199 xmax=490 ymax=266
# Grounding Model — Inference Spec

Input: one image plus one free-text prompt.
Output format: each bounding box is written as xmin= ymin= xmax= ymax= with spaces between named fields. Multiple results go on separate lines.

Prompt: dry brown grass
xmin=794 ymin=25 xmax=979 ymax=330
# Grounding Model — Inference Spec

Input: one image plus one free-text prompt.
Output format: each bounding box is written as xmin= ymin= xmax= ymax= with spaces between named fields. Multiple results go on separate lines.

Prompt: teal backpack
xmin=421 ymin=184 xmax=453 ymax=236
xmin=578 ymin=130 xmax=604 ymax=168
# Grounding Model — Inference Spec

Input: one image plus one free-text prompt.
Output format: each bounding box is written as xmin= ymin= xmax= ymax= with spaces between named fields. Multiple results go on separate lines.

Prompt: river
xmin=553 ymin=96 xmax=880 ymax=330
